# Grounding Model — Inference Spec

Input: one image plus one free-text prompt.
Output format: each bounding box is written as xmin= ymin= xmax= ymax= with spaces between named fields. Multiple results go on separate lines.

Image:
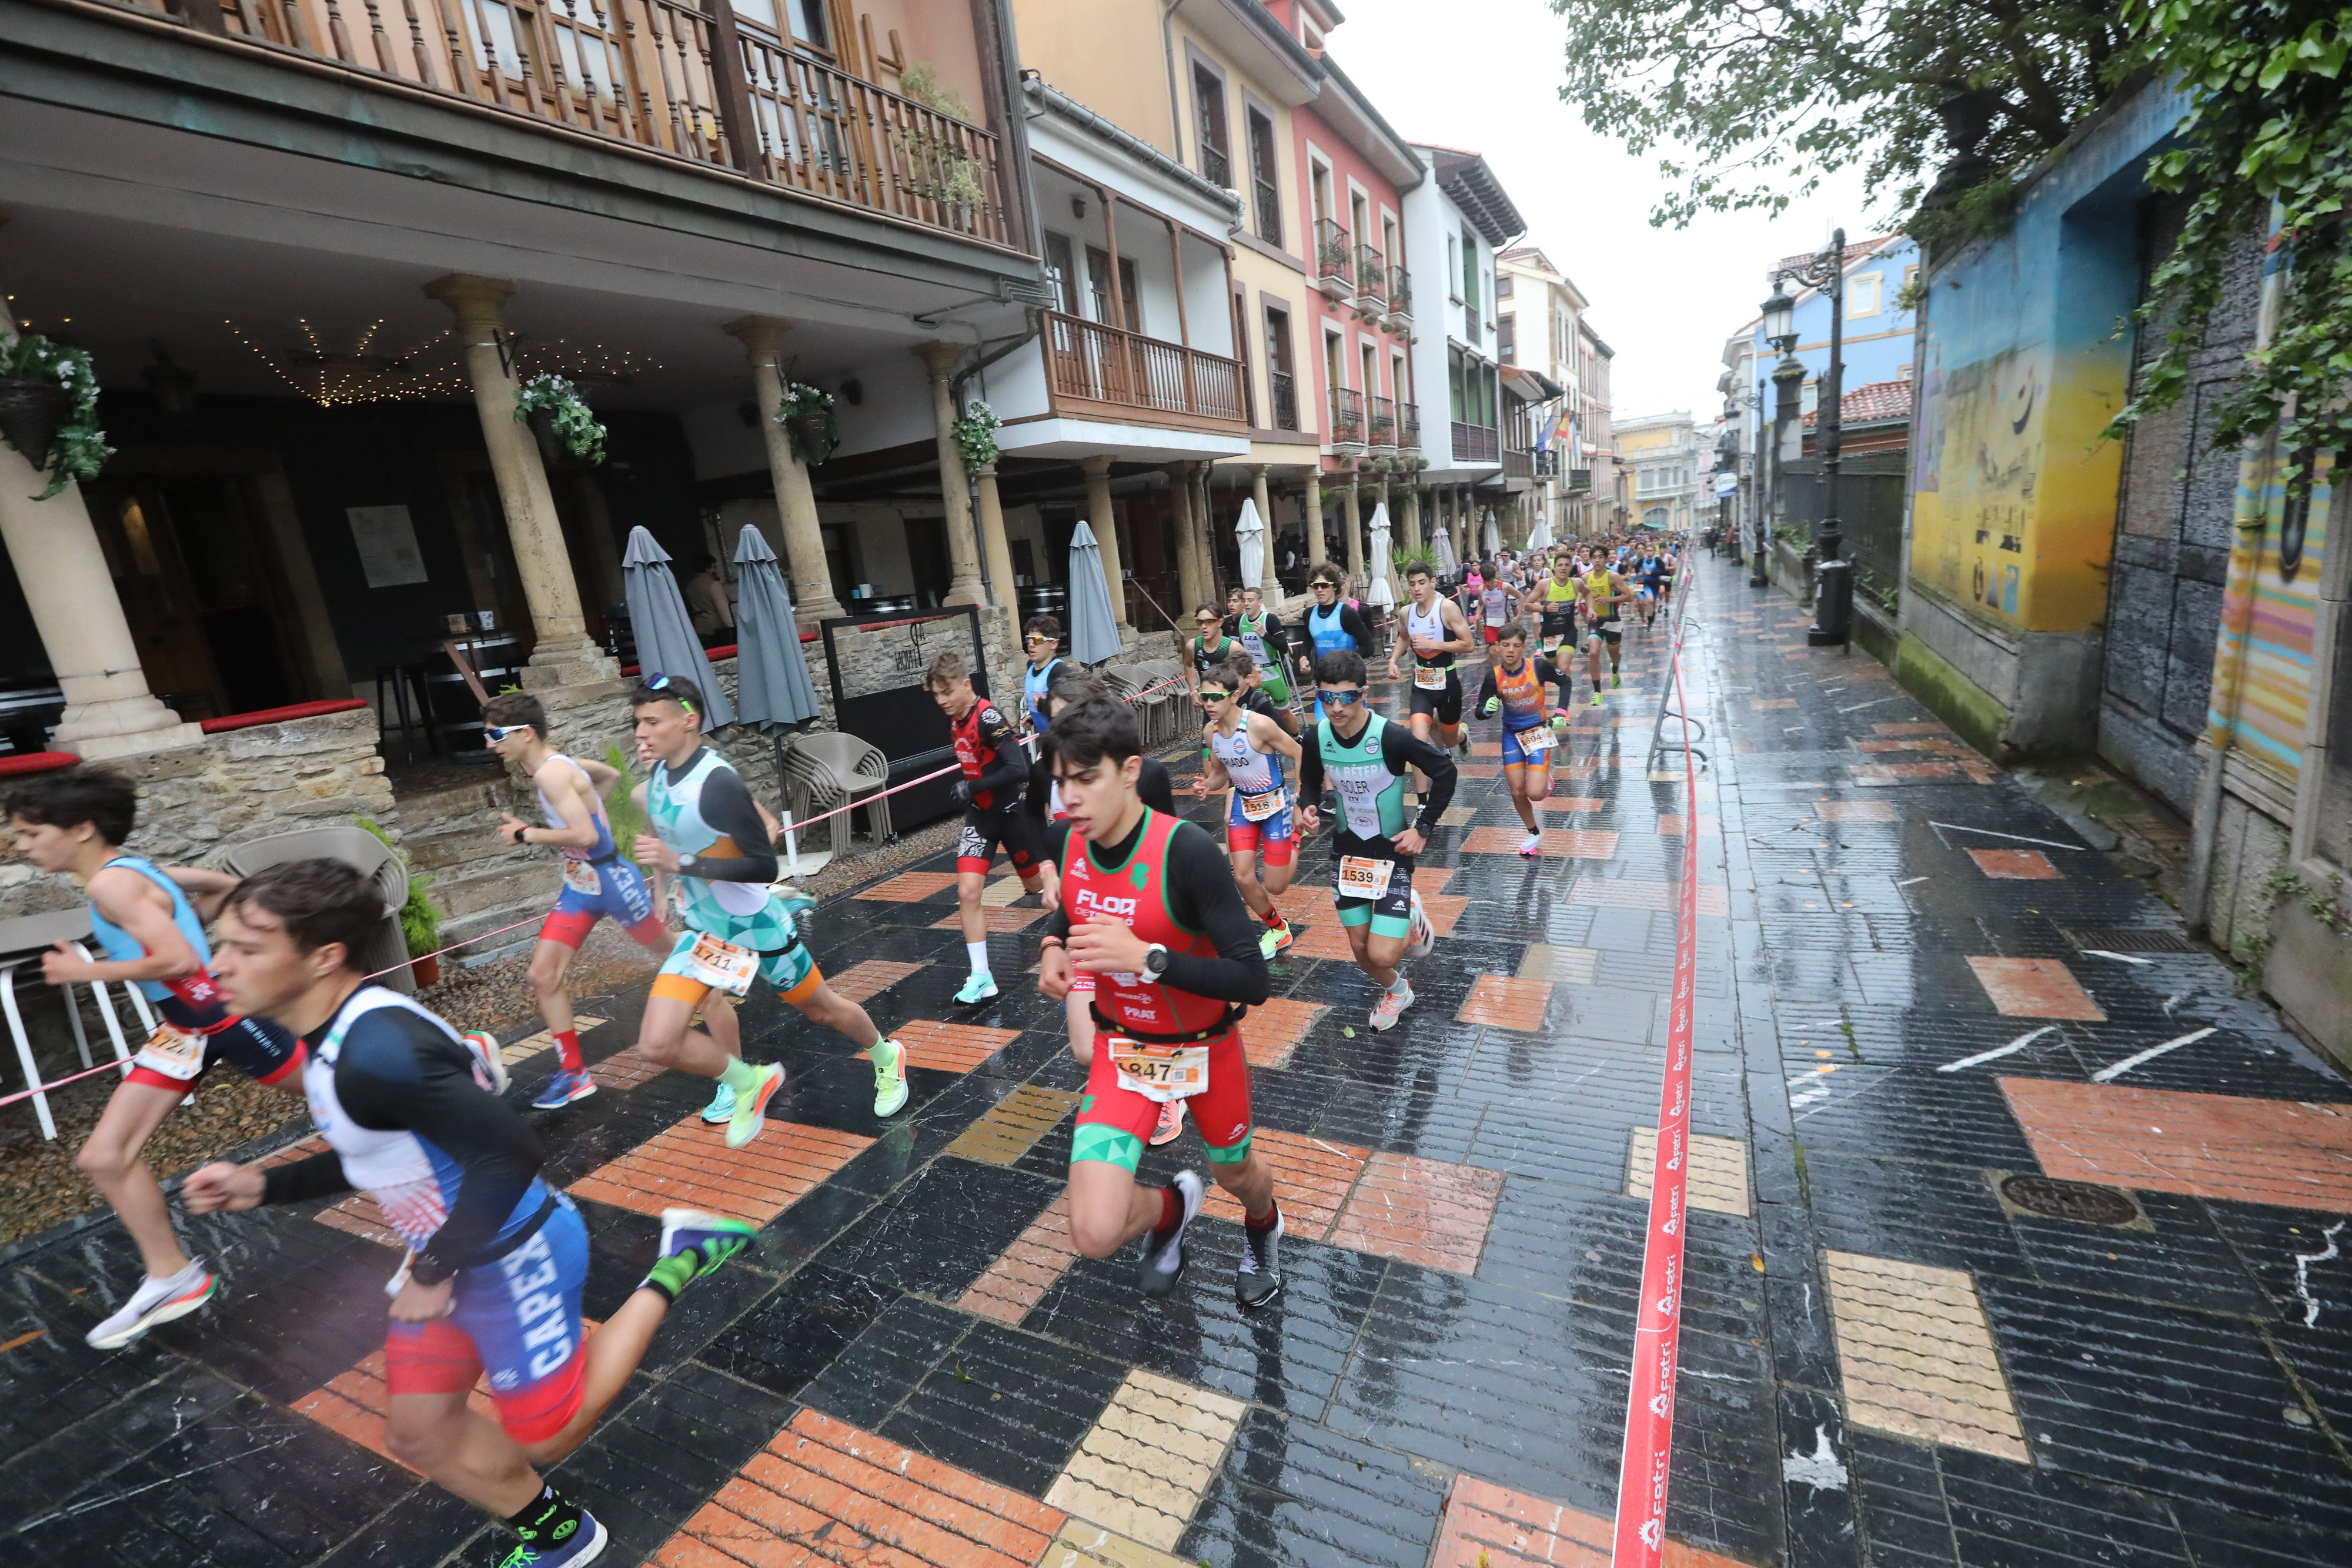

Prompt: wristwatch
xmin=1141 ymin=943 xmax=1171 ymax=978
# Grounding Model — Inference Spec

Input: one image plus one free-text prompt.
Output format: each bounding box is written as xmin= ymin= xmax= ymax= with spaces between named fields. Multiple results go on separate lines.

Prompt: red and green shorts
xmin=1072 ymin=1027 xmax=1253 ymax=1174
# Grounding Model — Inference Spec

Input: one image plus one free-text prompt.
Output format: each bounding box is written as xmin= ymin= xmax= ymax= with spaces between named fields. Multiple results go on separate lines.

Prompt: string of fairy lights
xmin=220 ymin=316 xmax=660 ymax=406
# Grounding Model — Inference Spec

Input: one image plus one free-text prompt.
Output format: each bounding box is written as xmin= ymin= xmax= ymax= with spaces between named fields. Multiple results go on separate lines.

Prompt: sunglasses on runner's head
xmin=483 ymin=724 xmax=527 ymax=744
xmin=1318 ymin=687 xmax=1366 ymax=706
xmin=643 ymin=672 xmax=697 ymax=716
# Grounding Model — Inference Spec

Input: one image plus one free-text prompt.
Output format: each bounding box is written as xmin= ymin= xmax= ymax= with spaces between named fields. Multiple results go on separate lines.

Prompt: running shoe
xmin=499 ymin=1506 xmax=608 ymax=1567
xmin=1150 ymin=1097 xmax=1187 ymax=1146
xmin=1236 ymin=1206 xmax=1284 ymax=1309
xmin=86 ymin=1259 xmax=215 ymax=1349
xmin=656 ymin=1208 xmax=760 ymax=1286
xmin=1406 ymin=890 xmax=1436 ymax=959
xmin=700 ymin=1079 xmax=736 ymax=1124
xmin=870 ymin=1037 xmax=909 ymax=1118
xmin=1456 ymin=730 xmax=1473 ymax=759
xmin=530 ymin=1068 xmax=597 ymax=1110
xmin=462 ymin=1031 xmax=510 ymax=1096
xmin=1518 ymin=831 xmax=1543 ymax=858
xmin=1612 ymin=673 xmax=1622 ymax=689
xmin=1264 ymin=914 xmax=1294 ymax=954
xmin=1589 ymin=690 xmax=1603 ymax=708
xmin=1139 ymin=1168 xmax=1207 ymax=1298
xmin=726 ymin=1064 xmax=787 ymax=1150
xmin=954 ymin=971 xmax=1000 ymax=1005
xmin=1369 ymin=978 xmax=1415 ymax=1032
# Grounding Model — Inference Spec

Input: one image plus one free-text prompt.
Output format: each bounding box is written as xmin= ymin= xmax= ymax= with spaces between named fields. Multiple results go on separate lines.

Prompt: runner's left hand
xmin=182 ymin=1161 xmax=264 ymax=1213
xmin=387 ymin=1276 xmax=456 ymax=1323
xmin=1067 ymin=916 xmax=1150 ymax=974
xmin=634 ymin=835 xmax=679 ymax=872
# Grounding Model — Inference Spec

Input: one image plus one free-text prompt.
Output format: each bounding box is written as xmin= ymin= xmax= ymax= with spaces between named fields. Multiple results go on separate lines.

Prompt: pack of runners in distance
xmin=3 ymin=534 xmax=1679 ymax=1567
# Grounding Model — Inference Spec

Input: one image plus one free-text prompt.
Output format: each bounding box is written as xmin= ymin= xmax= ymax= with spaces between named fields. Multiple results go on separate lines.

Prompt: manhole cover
xmin=2064 ymin=926 xmax=2197 ymax=954
xmin=1998 ymin=1174 xmax=2139 ymax=1225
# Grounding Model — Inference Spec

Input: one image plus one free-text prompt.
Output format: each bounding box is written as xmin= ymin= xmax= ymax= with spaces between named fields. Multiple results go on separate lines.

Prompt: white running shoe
xmin=1518 ymin=831 xmax=1544 ymax=858
xmin=462 ymin=1031 xmax=510 ymax=1096
xmin=1406 ymin=891 xmax=1436 ymax=959
xmin=86 ymin=1259 xmax=215 ymax=1349
xmin=1139 ymin=1168 xmax=1207 ymax=1298
xmin=1369 ymin=979 xmax=1415 ymax=1032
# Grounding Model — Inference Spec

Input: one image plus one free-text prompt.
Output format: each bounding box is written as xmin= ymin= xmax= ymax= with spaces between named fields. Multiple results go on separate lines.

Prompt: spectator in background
xmin=683 ymin=554 xmax=735 ymax=645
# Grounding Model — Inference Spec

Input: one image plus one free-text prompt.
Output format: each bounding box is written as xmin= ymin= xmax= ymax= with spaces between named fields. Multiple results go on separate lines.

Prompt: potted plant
xmin=952 ymin=399 xmax=999 ymax=473
xmin=513 ymin=374 xmax=606 ymax=472
xmin=353 ymin=817 xmax=445 ymax=987
xmin=0 ymin=330 xmax=112 ymax=501
xmin=779 ymin=382 xmax=840 ymax=466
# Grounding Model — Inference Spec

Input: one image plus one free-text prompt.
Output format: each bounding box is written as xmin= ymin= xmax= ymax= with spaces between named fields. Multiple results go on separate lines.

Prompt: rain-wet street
xmin=4 ymin=551 xmax=2349 ymax=1567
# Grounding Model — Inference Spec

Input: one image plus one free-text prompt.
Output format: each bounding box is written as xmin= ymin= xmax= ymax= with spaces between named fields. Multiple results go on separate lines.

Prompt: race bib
xmin=561 ymin=858 xmax=602 ymax=895
xmin=133 ymin=1024 xmax=206 ymax=1082
xmin=684 ymin=931 xmax=758 ymax=997
xmin=1107 ymin=1036 xmax=1210 ymax=1102
xmin=1414 ymin=666 xmax=1449 ymax=690
xmin=1239 ymin=787 xmax=1285 ymax=823
xmin=1338 ymin=855 xmax=1395 ymax=900
xmin=1516 ymin=725 xmax=1554 ymax=758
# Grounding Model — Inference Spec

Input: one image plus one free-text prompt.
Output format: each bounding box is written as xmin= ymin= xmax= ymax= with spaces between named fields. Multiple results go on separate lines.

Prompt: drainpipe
xmin=1162 ymin=0 xmax=1187 ymax=161
xmin=2183 ymin=426 xmax=2276 ymax=938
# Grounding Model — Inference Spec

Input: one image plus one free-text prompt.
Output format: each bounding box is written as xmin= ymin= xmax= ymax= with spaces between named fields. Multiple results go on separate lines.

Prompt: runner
xmin=928 ymin=651 xmax=1045 ymax=1006
xmin=483 ymin=693 xmax=740 ymax=1114
xmin=1295 ymin=565 xmax=1372 ymax=726
xmin=1231 ymin=586 xmax=1296 ymax=715
xmin=188 ymin=858 xmax=757 ymax=1568
xmin=1477 ymin=563 xmax=1521 ymax=648
xmin=630 ymin=674 xmax=908 ymax=1133
xmin=1474 ymin=621 xmax=1574 ymax=854
xmin=4 ymin=767 xmax=306 ymax=1350
xmin=1196 ymin=655 xmax=1304 ymax=959
xmin=1386 ymin=559 xmax=1478 ymax=767
xmin=1580 ymin=553 xmax=1631 ymax=704
xmin=1638 ymin=550 xmax=1665 ymax=627
xmin=1033 ymin=698 xmax=1288 ymax=1307
xmin=1020 ymin=615 xmax=1066 ymax=734
xmin=1184 ymin=605 xmax=1242 ymax=705
xmin=1536 ymin=551 xmax=1581 ymax=657
xmin=1295 ymin=648 xmax=1455 ymax=1031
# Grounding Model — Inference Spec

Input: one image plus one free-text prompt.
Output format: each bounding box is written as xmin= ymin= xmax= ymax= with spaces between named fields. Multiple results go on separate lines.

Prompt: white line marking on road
xmin=1895 ymin=877 xmax=1930 ymax=887
xmin=1939 ymin=1026 xmax=2058 ymax=1072
xmin=1927 ymin=821 xmax=2084 ymax=851
xmin=2082 ymin=949 xmax=2154 ymax=966
xmin=1838 ymin=697 xmax=1900 ymax=713
xmin=2091 ymin=1028 xmax=2219 ymax=1083
xmin=2293 ymin=1222 xmax=2346 ymax=1329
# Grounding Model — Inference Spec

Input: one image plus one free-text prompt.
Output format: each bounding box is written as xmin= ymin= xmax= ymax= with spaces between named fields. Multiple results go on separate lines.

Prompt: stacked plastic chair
xmin=222 ymin=825 xmax=416 ymax=993
xmin=774 ymin=730 xmax=892 ymax=867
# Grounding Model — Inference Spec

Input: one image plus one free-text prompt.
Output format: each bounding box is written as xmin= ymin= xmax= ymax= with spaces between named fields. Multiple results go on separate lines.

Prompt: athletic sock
xmin=1152 ymin=1185 xmax=1184 ymax=1235
xmin=553 ymin=1028 xmax=582 ymax=1073
xmin=1245 ymin=1201 xmax=1280 ymax=1232
xmin=966 ymin=941 xmax=991 ymax=977
xmin=1262 ymin=905 xmax=1286 ymax=928
xmin=719 ymin=1055 xmax=763 ymax=1095
xmin=642 ymin=1248 xmax=698 ymax=1304
xmin=506 ymin=1482 xmax=586 ymax=1544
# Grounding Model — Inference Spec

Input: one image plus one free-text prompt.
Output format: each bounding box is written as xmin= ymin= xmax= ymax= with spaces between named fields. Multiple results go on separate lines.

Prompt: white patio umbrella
xmin=622 ymin=526 xmax=735 ymax=730
xmin=1431 ymin=524 xmax=1458 ymax=577
xmin=1234 ymin=495 xmax=1267 ymax=600
xmin=1482 ymin=506 xmax=1502 ymax=559
xmin=1526 ymin=509 xmax=1554 ymax=551
xmin=1364 ymin=503 xmax=1396 ymax=610
xmin=1066 ymin=520 xmax=1122 ymax=664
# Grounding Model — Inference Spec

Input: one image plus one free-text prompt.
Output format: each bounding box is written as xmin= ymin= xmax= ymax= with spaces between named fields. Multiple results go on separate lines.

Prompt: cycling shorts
xmin=540 ymin=857 xmax=664 ymax=951
xmin=1406 ymin=669 xmax=1463 ymax=726
xmin=956 ymin=805 xmax=1041 ymax=880
xmin=1501 ymin=724 xmax=1559 ymax=770
xmin=1225 ymin=804 xmax=1296 ymax=866
xmin=1585 ymin=621 xmax=1622 ymax=646
xmin=650 ymin=927 xmax=820 ymax=1009
xmin=124 ymin=993 xmax=305 ymax=1096
xmin=1071 ymin=1027 xmax=1253 ymax=1174
xmin=1257 ymin=671 xmax=1292 ymax=705
xmin=386 ymin=1198 xmax=587 ymax=1446
xmin=1333 ymin=841 xmax=1415 ymax=939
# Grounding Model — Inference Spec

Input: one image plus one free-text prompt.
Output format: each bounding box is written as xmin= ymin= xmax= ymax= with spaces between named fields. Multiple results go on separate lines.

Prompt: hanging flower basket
xmin=952 ymin=400 xmax=999 ymax=473
xmin=1 ymin=331 xmax=112 ymax=502
xmin=513 ymin=374 xmax=606 ymax=470
xmin=779 ymin=382 xmax=840 ymax=466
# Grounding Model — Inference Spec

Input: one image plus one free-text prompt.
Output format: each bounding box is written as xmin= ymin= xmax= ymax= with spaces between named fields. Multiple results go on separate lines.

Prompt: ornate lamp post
xmin=1771 ymin=230 xmax=1852 ymax=646
xmin=1753 ymin=279 xmax=1797 ymax=588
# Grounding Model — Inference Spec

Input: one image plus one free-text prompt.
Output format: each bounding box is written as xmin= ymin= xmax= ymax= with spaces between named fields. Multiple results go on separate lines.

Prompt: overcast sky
xmin=1331 ymin=0 xmax=1877 ymax=423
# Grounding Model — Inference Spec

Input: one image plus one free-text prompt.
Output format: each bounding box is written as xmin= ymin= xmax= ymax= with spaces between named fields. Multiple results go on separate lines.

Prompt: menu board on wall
xmin=348 ymin=504 xmax=429 ymax=589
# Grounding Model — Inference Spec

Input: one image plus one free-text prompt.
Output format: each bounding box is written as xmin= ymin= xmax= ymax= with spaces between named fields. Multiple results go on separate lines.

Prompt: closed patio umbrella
xmin=1234 ymin=496 xmax=1267 ymax=600
xmin=1482 ymin=506 xmax=1502 ymax=559
xmin=1526 ymin=509 xmax=1553 ymax=550
xmin=622 ymin=526 xmax=735 ymax=730
xmin=1364 ymin=502 xmax=1396 ymax=610
xmin=1431 ymin=524 xmax=1458 ymax=577
xmin=1067 ymin=519 xmax=1122 ymax=664
xmin=731 ymin=524 xmax=820 ymax=728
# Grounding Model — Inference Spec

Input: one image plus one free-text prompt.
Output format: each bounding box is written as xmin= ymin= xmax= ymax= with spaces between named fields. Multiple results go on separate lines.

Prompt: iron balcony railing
xmin=1270 ymin=369 xmax=1299 ymax=432
xmin=1354 ymin=245 xmax=1387 ymax=308
xmin=1452 ymin=421 xmax=1499 ymax=463
xmin=97 ymin=0 xmax=1016 ymax=246
xmin=1331 ymin=386 xmax=1366 ymax=446
xmin=1253 ymin=176 xmax=1282 ymax=246
xmin=1201 ymin=140 xmax=1232 ymax=190
xmin=1314 ymin=218 xmax=1354 ymax=290
xmin=1370 ymin=395 xmax=1397 ymax=448
xmin=1399 ymin=402 xmax=1421 ymax=449
xmin=1043 ymin=310 xmax=1246 ymax=426
xmin=1387 ymin=265 xmax=1412 ymax=321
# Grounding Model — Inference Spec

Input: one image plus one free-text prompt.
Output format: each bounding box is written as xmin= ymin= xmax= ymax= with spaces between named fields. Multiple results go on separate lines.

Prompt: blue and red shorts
xmin=540 ymin=857 xmax=664 ymax=951
xmin=385 ymin=1197 xmax=589 ymax=1446
xmin=1224 ymin=793 xmax=1295 ymax=865
xmin=123 ymin=981 xmax=305 ymax=1096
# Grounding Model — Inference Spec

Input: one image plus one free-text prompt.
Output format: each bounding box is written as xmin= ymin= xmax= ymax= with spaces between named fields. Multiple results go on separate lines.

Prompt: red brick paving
xmin=1656 ymin=814 xmax=1721 ymax=836
xmin=856 ymin=871 xmax=961 ymax=902
xmin=931 ymin=907 xmax=1045 ymax=934
xmin=1324 ymin=1151 xmax=1504 ymax=1273
xmin=315 ymin=1193 xmax=401 ymax=1249
xmin=1462 ymin=827 xmax=1619 ymax=859
xmin=1966 ymin=957 xmax=2106 ymax=1021
xmin=2002 ymin=1078 xmax=2352 ymax=1211
xmin=826 ymin=959 xmax=925 ymax=1004
xmin=1242 ymin=997 xmax=1330 ymax=1069
xmin=295 ymin=1321 xmax=602 ymax=1470
xmin=1458 ymin=975 xmax=1552 ymax=1031
xmin=1428 ymin=1475 xmax=1752 ymax=1567
xmin=569 ymin=1115 xmax=873 ymax=1225
xmin=588 ymin=1046 xmax=667 ymax=1091
xmin=1202 ymin=1128 xmax=1368 ymax=1236
xmin=1967 ymin=848 xmax=2060 ymax=880
xmin=1538 ymin=795 xmax=1608 ymax=813
xmin=893 ymin=1018 xmax=1021 ymax=1074
xmin=1815 ymin=800 xmax=1897 ymax=822
xmin=958 ymin=1194 xmax=1077 ymax=1325
xmin=1875 ymin=721 xmax=1953 ymax=735
xmin=654 ymin=1408 xmax=1064 ymax=1568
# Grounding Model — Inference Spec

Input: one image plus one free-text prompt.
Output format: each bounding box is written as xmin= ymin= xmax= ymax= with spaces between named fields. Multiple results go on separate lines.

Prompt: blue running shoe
xmin=700 ymin=1078 xmax=736 ymax=1124
xmin=954 ymin=971 xmax=1000 ymax=1005
xmin=530 ymin=1068 xmax=596 ymax=1110
xmin=498 ymin=1507 xmax=607 ymax=1566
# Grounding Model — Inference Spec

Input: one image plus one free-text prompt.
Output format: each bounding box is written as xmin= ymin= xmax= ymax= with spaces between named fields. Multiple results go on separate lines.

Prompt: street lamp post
xmin=1768 ymin=229 xmax=1852 ymax=646
xmin=1753 ymin=279 xmax=1798 ymax=588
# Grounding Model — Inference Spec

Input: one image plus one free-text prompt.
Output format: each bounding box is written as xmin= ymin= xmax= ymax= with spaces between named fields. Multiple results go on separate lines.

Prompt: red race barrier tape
xmin=1611 ymin=570 xmax=1702 ymax=1567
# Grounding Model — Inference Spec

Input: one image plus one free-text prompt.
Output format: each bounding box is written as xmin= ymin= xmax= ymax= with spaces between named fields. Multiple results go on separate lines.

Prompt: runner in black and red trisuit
xmin=929 ymin=649 xmax=1043 ymax=1007
xmin=1035 ymin=697 xmax=1289 ymax=1308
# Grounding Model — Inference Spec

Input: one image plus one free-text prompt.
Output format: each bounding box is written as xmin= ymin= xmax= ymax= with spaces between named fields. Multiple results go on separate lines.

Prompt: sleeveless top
xmin=1023 ymin=657 xmax=1063 ymax=732
xmin=1192 ymin=635 xmax=1238 ymax=683
xmin=1235 ymin=612 xmax=1278 ymax=671
xmin=1060 ymin=810 xmax=1233 ymax=1041
xmin=1317 ymin=713 xmax=1408 ymax=844
xmin=1482 ymin=584 xmax=1511 ymax=625
xmin=536 ymin=755 xmax=619 ymax=864
xmin=647 ymin=748 xmax=794 ymax=948
xmin=89 ymin=855 xmax=212 ymax=1002
xmin=1210 ymin=717 xmax=1283 ymax=795
xmin=1492 ymin=657 xmax=1550 ymax=730
xmin=1307 ymin=600 xmax=1357 ymax=660
xmin=1404 ymin=601 xmax=1453 ymax=670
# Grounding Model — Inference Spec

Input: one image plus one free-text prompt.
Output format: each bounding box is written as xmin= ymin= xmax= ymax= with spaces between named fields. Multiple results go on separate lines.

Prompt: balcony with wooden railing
xmin=1369 ymin=395 xmax=1396 ymax=449
xmin=1452 ymin=421 xmax=1499 ymax=463
xmin=83 ymin=0 xmax=1018 ymax=249
xmin=1354 ymin=245 xmax=1387 ymax=310
xmin=1398 ymin=402 xmax=1421 ymax=450
xmin=1042 ymin=311 xmax=1247 ymax=432
xmin=1314 ymin=218 xmax=1354 ymax=299
xmin=1330 ymin=386 xmax=1365 ymax=449
xmin=1503 ymin=445 xmax=1534 ymax=479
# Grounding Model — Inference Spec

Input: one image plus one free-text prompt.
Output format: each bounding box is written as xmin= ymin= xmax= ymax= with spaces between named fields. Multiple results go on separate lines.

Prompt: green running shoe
xmin=1589 ymin=690 xmax=1602 ymax=708
xmin=1611 ymin=673 xmax=1621 ymax=689
xmin=643 ymin=1208 xmax=758 ymax=1302
xmin=700 ymin=1078 xmax=735 ymax=1124
xmin=954 ymin=971 xmax=1000 ymax=1005
xmin=726 ymin=1064 xmax=786 ymax=1149
xmin=870 ymin=1038 xmax=910 ymax=1117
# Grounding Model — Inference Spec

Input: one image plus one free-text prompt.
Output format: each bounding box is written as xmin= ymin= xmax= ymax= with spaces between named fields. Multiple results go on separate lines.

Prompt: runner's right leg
xmin=638 ymin=965 xmax=784 ymax=1150
xmin=954 ymin=811 xmax=1001 ymax=1004
xmin=79 ymin=1078 xmax=216 ymax=1348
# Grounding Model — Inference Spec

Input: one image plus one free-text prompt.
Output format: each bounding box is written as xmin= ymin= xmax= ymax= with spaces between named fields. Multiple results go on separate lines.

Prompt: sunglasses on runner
xmin=1318 ymin=687 xmax=1366 ymax=706
xmin=1197 ymin=687 xmax=1232 ymax=703
xmin=642 ymin=671 xmax=697 ymax=716
xmin=482 ymin=724 xmax=528 ymax=744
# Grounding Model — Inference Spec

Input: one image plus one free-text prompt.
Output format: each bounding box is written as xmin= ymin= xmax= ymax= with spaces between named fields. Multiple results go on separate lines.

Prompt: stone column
xmin=0 ymin=321 xmax=202 ymax=760
xmin=1250 ymin=464 xmax=1282 ymax=600
xmin=1304 ymin=470 xmax=1327 ymax=569
xmin=1167 ymin=464 xmax=1204 ymax=614
xmin=973 ymin=464 xmax=1018 ymax=614
xmin=1342 ymin=472 xmax=1365 ymax=588
xmin=1194 ymin=464 xmax=1221 ymax=601
xmin=725 ymin=316 xmax=844 ymax=623
xmin=914 ymin=342 xmax=988 ymax=607
xmin=1079 ymin=456 xmax=1128 ymax=628
xmin=1401 ymin=484 xmax=1424 ymax=560
xmin=425 ymin=275 xmax=604 ymax=670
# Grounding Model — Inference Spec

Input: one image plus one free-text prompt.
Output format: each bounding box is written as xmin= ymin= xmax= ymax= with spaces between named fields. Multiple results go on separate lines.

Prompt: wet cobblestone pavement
xmin=6 ymin=553 xmax=2352 ymax=1566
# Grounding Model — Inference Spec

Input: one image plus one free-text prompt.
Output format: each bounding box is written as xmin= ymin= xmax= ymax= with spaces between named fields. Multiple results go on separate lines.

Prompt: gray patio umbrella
xmin=1066 ymin=519 xmax=1122 ymax=664
xmin=731 ymin=524 xmax=820 ymax=727
xmin=1431 ymin=523 xmax=1458 ymax=577
xmin=622 ymin=525 xmax=735 ymax=730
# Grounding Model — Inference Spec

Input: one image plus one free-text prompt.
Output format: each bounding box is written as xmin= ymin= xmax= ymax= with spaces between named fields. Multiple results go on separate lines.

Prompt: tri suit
xmin=950 ymin=697 xmax=1041 ymax=881
xmin=1401 ymin=599 xmax=1464 ymax=727
xmin=644 ymin=746 xmax=821 ymax=1008
xmin=536 ymin=755 xmax=664 ymax=951
xmin=1476 ymin=653 xmax=1573 ymax=770
xmin=1211 ymin=716 xmax=1294 ymax=865
xmin=1298 ymin=714 xmax=1456 ymax=939
xmin=98 ymin=855 xmax=305 ymax=1096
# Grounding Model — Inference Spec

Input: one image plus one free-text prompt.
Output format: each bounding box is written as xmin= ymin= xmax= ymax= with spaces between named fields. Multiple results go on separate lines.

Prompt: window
xmin=1192 ymin=64 xmax=1230 ymax=188
xmin=1446 ymin=236 xmax=1461 ymax=302
xmin=1847 ymin=271 xmax=1883 ymax=319
xmin=1448 ymin=348 xmax=1465 ymax=420
xmin=1311 ymin=161 xmax=1332 ymax=227
xmin=1496 ymin=313 xmax=1515 ymax=364
xmin=1246 ymin=108 xmax=1281 ymax=246
xmin=1231 ymin=285 xmax=1255 ymax=424
xmin=1903 ymin=263 xmax=1919 ymax=295
xmin=1461 ymin=229 xmax=1479 ymax=311
xmin=1043 ymin=233 xmax=1079 ymax=316
xmin=1495 ymin=273 xmax=1514 ymax=299
xmin=1265 ymin=306 xmax=1298 ymax=430
xmin=1085 ymin=246 xmax=1139 ymax=332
